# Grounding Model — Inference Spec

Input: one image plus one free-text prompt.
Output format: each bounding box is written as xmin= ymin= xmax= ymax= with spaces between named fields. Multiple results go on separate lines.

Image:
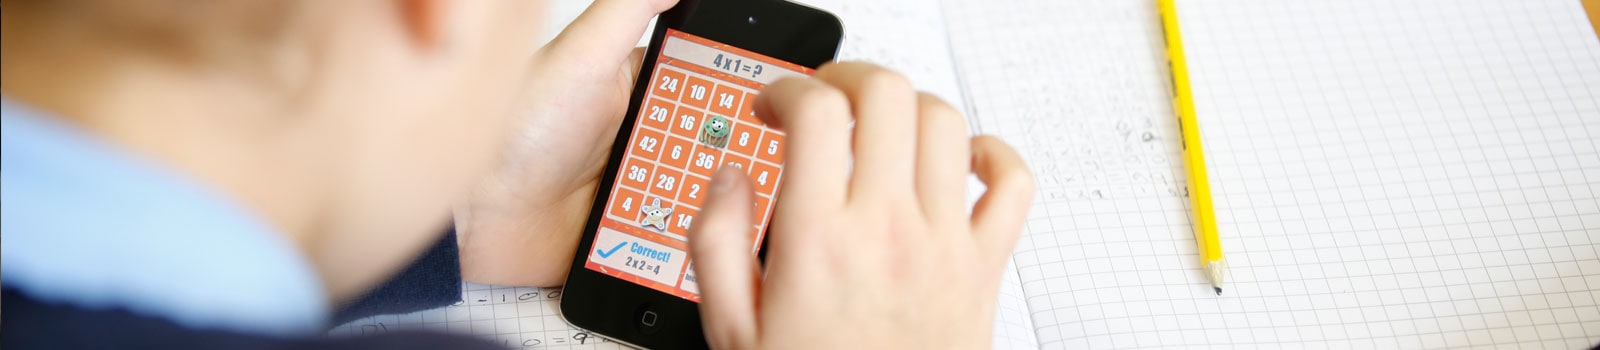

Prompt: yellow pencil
xmin=1158 ymin=0 xmax=1226 ymax=295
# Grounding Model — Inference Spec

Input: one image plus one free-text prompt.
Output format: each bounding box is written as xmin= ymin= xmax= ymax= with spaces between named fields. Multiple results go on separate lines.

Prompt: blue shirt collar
xmin=1 ymin=98 xmax=329 ymax=335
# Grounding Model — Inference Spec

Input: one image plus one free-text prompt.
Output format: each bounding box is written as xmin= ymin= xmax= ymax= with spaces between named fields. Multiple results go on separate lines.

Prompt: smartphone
xmin=559 ymin=0 xmax=842 ymax=348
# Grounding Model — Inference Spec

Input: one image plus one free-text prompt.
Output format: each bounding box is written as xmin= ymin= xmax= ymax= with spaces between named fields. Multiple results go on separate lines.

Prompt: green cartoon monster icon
xmin=698 ymin=114 xmax=731 ymax=149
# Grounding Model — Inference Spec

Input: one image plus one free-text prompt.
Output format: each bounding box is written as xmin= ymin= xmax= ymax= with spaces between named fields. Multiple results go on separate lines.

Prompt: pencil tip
xmin=1214 ymin=287 xmax=1222 ymax=295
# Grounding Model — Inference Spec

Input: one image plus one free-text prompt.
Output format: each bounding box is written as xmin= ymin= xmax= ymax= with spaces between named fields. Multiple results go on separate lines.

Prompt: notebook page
xmin=943 ymin=0 xmax=1209 ymax=348
xmin=330 ymin=283 xmax=626 ymax=349
xmin=790 ymin=0 xmax=970 ymax=113
xmin=1179 ymin=0 xmax=1600 ymax=348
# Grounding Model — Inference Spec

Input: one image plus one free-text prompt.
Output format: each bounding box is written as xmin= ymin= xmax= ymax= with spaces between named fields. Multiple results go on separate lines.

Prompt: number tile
xmin=727 ymin=122 xmax=760 ymax=155
xmin=649 ymin=166 xmax=685 ymax=200
xmin=680 ymin=76 xmax=714 ymax=110
xmin=709 ymin=84 xmax=742 ymax=117
xmin=756 ymin=130 xmax=785 ymax=164
xmin=751 ymin=194 xmax=771 ymax=225
xmin=632 ymin=128 xmax=667 ymax=162
xmin=748 ymin=160 xmax=780 ymax=195
xmin=668 ymin=206 xmax=699 ymax=237
xmin=619 ymin=157 xmax=653 ymax=190
xmin=739 ymin=91 xmax=760 ymax=124
xmin=671 ymin=108 xmax=704 ymax=140
xmin=641 ymin=98 xmax=675 ymax=131
xmin=676 ymin=174 xmax=711 ymax=208
xmin=720 ymin=153 xmax=752 ymax=175
xmin=687 ymin=145 xmax=724 ymax=178
xmin=609 ymin=187 xmax=646 ymax=222
xmin=659 ymin=136 xmax=695 ymax=170
xmin=653 ymin=68 xmax=687 ymax=100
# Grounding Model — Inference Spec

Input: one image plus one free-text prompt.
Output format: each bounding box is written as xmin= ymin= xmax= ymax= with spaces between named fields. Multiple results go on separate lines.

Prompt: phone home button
xmin=634 ymin=303 xmax=662 ymax=334
xmin=641 ymin=311 xmax=658 ymax=327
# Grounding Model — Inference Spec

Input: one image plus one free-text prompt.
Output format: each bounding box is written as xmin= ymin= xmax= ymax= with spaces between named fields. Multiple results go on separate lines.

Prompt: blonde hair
xmin=10 ymin=0 xmax=304 ymax=60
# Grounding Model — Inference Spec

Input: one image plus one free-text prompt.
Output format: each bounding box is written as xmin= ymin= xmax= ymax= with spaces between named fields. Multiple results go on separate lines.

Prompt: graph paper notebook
xmin=335 ymin=0 xmax=1600 ymax=348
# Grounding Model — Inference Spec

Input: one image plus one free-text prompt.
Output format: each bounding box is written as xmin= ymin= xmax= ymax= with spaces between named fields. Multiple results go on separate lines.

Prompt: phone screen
xmin=583 ymin=29 xmax=807 ymax=302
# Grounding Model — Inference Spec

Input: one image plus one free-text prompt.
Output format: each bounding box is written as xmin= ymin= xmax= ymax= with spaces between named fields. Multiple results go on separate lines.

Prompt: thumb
xmin=689 ymin=167 xmax=760 ymax=349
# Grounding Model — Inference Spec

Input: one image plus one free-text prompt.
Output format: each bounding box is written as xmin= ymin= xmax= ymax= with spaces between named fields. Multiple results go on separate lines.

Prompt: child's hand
xmin=455 ymin=0 xmax=676 ymax=287
xmin=689 ymin=62 xmax=1035 ymax=349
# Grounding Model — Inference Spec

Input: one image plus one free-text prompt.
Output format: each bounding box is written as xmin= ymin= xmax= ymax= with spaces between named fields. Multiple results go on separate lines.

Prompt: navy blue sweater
xmin=1 ymin=229 xmax=502 ymax=350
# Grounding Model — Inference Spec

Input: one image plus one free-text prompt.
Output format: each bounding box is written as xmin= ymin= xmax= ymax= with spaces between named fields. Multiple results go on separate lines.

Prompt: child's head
xmin=1 ymin=0 xmax=549 ymax=298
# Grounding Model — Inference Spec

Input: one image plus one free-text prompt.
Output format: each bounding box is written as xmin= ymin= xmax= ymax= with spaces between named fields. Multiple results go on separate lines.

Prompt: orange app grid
xmin=658 ymin=136 xmax=695 ymax=170
xmin=679 ymin=76 xmax=715 ymax=110
xmin=652 ymin=67 xmax=687 ymax=101
xmin=630 ymin=127 xmax=668 ymax=162
xmin=640 ymin=98 xmax=675 ymax=131
xmin=586 ymin=30 xmax=814 ymax=301
xmin=686 ymin=146 xmax=724 ymax=179
xmin=618 ymin=156 xmax=653 ymax=190
xmin=708 ymin=84 xmax=743 ymax=117
xmin=670 ymin=108 xmax=704 ymax=141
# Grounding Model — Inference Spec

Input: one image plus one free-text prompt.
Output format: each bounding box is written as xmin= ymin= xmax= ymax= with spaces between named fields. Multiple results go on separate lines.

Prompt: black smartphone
xmin=559 ymin=0 xmax=842 ymax=348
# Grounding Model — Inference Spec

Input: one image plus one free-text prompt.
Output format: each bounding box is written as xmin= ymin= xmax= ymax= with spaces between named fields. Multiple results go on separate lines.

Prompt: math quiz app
xmin=584 ymin=29 xmax=809 ymax=302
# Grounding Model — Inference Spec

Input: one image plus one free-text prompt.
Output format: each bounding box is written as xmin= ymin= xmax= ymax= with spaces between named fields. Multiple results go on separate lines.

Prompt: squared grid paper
xmin=947 ymin=0 xmax=1600 ymax=348
xmin=1185 ymin=0 xmax=1600 ymax=348
xmin=944 ymin=0 xmax=1207 ymax=348
xmin=331 ymin=283 xmax=625 ymax=349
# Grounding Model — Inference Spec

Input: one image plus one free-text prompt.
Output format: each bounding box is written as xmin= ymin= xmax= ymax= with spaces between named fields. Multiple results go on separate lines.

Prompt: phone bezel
xmin=559 ymin=0 xmax=842 ymax=348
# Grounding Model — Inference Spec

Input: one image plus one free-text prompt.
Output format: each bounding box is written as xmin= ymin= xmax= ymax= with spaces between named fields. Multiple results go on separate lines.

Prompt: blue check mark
xmin=596 ymin=242 xmax=628 ymax=259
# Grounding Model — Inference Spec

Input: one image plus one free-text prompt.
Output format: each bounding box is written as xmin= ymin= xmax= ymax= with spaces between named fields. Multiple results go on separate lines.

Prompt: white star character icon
xmin=639 ymin=197 xmax=673 ymax=232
